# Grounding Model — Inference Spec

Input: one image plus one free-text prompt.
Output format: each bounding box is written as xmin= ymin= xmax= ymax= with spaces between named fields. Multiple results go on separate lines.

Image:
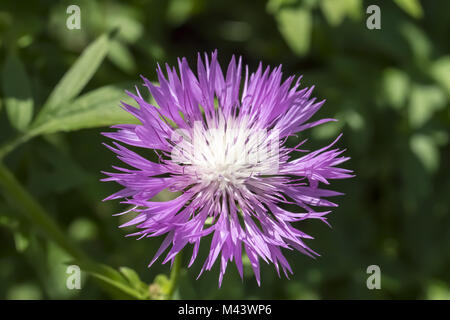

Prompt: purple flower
xmin=102 ymin=51 xmax=353 ymax=286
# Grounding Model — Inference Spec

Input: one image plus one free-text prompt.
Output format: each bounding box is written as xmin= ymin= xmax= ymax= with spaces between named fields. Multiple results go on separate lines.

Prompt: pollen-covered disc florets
xmin=173 ymin=113 xmax=280 ymax=192
xmin=102 ymin=51 xmax=353 ymax=286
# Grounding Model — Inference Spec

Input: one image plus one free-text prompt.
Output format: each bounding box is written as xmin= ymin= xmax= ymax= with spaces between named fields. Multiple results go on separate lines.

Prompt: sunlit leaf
xmin=1 ymin=54 xmax=34 ymax=131
xmin=394 ymin=0 xmax=424 ymax=19
xmin=408 ymin=84 xmax=446 ymax=128
xmin=167 ymin=0 xmax=194 ymax=26
xmin=154 ymin=274 xmax=171 ymax=295
xmin=38 ymin=32 xmax=114 ymax=117
xmin=75 ymin=260 xmax=146 ymax=299
xmin=6 ymin=283 xmax=42 ymax=300
xmin=104 ymin=4 xmax=144 ymax=44
xmin=431 ymin=130 xmax=449 ymax=147
xmin=426 ymin=282 xmax=450 ymax=300
xmin=430 ymin=55 xmax=450 ymax=98
xmin=344 ymin=109 xmax=364 ymax=131
xmin=312 ymin=120 xmax=343 ymax=139
xmin=68 ymin=218 xmax=98 ymax=242
xmin=276 ymin=7 xmax=312 ymax=56
xmin=119 ymin=267 xmax=141 ymax=286
xmin=382 ymin=68 xmax=410 ymax=110
xmin=320 ymin=0 xmax=361 ymax=26
xmin=410 ymin=134 xmax=439 ymax=172
xmin=0 ymin=203 xmax=31 ymax=253
xmin=13 ymin=231 xmax=30 ymax=252
xmin=108 ymin=40 xmax=137 ymax=74
xmin=400 ymin=22 xmax=431 ymax=63
xmin=119 ymin=267 xmax=148 ymax=293
xmin=266 ymin=0 xmax=298 ymax=14
xmin=30 ymin=84 xmax=139 ymax=135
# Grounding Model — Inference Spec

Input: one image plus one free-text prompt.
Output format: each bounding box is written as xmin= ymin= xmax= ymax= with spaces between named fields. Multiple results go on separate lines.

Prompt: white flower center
xmin=171 ymin=115 xmax=280 ymax=191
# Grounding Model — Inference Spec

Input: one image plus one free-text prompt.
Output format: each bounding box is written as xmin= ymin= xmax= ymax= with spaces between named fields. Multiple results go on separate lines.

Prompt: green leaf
xmin=0 ymin=213 xmax=18 ymax=229
xmin=104 ymin=4 xmax=144 ymax=44
xmin=167 ymin=0 xmax=194 ymax=26
xmin=408 ymin=84 xmax=446 ymax=128
xmin=108 ymin=40 xmax=137 ymax=74
xmin=0 ymin=202 xmax=30 ymax=253
xmin=400 ymin=22 xmax=431 ymax=63
xmin=148 ymin=274 xmax=170 ymax=300
xmin=320 ymin=0 xmax=361 ymax=26
xmin=68 ymin=218 xmax=98 ymax=242
xmin=266 ymin=0 xmax=298 ymax=14
xmin=0 ymin=163 xmax=88 ymax=263
xmin=426 ymin=282 xmax=450 ymax=300
xmin=312 ymin=120 xmax=343 ymax=139
xmin=13 ymin=231 xmax=30 ymax=252
xmin=394 ymin=0 xmax=424 ymax=19
xmin=6 ymin=283 xmax=42 ymax=300
xmin=1 ymin=54 xmax=34 ymax=131
xmin=30 ymin=83 xmax=139 ymax=135
xmin=154 ymin=274 xmax=171 ymax=294
xmin=410 ymin=134 xmax=439 ymax=173
xmin=382 ymin=68 xmax=410 ymax=110
xmin=119 ymin=267 xmax=148 ymax=293
xmin=276 ymin=7 xmax=312 ymax=56
xmin=39 ymin=32 xmax=113 ymax=117
xmin=344 ymin=109 xmax=364 ymax=131
xmin=75 ymin=261 xmax=146 ymax=300
xmin=430 ymin=55 xmax=450 ymax=98
xmin=119 ymin=267 xmax=141 ymax=286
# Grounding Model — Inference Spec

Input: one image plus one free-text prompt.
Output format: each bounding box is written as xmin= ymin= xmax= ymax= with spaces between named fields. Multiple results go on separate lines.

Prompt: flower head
xmin=102 ymin=51 xmax=353 ymax=286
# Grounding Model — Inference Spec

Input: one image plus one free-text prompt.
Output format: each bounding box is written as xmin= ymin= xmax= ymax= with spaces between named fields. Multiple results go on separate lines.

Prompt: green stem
xmin=0 ymin=123 xmax=47 ymax=160
xmin=0 ymin=162 xmax=148 ymax=300
xmin=167 ymin=252 xmax=183 ymax=299
xmin=0 ymin=134 xmax=31 ymax=160
xmin=0 ymin=162 xmax=89 ymax=262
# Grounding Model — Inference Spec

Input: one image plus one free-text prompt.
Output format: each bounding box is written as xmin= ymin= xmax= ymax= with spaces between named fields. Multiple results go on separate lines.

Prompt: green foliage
xmin=410 ymin=134 xmax=440 ymax=173
xmin=381 ymin=68 xmax=410 ymax=110
xmin=431 ymin=56 xmax=450 ymax=97
xmin=31 ymin=84 xmax=139 ymax=135
xmin=393 ymin=0 xmax=423 ymax=19
xmin=320 ymin=0 xmax=361 ymax=26
xmin=75 ymin=261 xmax=150 ymax=299
xmin=275 ymin=6 xmax=312 ymax=56
xmin=0 ymin=0 xmax=449 ymax=300
xmin=1 ymin=53 xmax=34 ymax=131
xmin=408 ymin=84 xmax=446 ymax=129
xmin=38 ymin=33 xmax=112 ymax=116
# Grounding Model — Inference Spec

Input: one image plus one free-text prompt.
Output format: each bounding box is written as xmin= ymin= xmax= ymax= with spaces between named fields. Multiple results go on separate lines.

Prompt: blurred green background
xmin=0 ymin=0 xmax=449 ymax=299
